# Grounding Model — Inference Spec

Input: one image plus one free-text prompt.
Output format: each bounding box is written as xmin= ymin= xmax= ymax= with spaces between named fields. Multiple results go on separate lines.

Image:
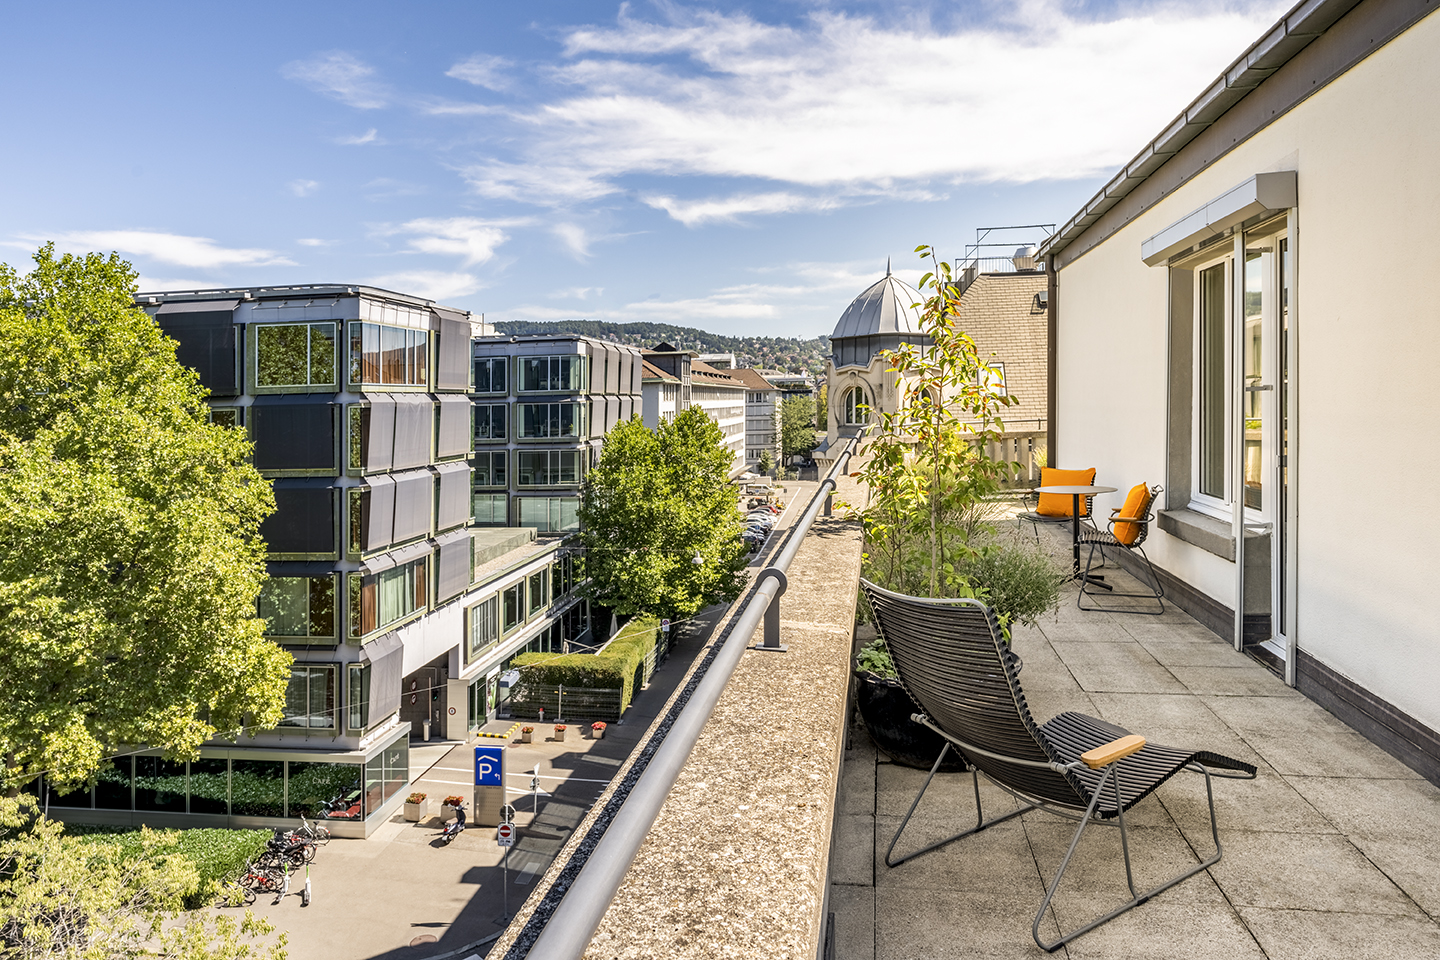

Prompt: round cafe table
xmin=1033 ymin=484 xmax=1117 ymax=580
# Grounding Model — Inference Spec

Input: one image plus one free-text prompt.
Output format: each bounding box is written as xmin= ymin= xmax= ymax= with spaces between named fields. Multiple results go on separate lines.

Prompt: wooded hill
xmin=492 ymin=320 xmax=829 ymax=375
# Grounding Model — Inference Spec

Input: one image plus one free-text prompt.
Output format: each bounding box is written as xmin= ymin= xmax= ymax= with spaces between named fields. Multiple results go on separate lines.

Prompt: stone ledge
xmin=1157 ymin=507 xmax=1234 ymax=559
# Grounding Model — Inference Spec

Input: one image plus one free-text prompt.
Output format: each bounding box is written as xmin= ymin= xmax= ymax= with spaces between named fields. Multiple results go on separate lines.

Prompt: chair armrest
xmin=1081 ymin=735 xmax=1147 ymax=769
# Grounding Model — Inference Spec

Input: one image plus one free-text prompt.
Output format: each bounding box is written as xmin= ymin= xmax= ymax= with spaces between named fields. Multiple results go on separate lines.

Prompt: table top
xmin=1034 ymin=485 xmax=1118 ymax=495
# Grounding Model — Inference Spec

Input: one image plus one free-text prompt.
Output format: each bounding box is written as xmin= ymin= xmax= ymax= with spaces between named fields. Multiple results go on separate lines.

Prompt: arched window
xmin=842 ymin=386 xmax=870 ymax=425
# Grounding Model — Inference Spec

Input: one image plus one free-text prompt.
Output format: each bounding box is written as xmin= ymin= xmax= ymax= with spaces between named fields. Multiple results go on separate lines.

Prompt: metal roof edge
xmin=1037 ymin=0 xmax=1362 ymax=264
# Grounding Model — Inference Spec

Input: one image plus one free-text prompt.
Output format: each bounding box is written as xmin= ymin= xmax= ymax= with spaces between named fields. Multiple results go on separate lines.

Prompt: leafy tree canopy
xmin=780 ymin=394 xmax=818 ymax=461
xmin=579 ymin=408 xmax=749 ymax=621
xmin=0 ymin=796 xmax=286 ymax=960
xmin=0 ymin=245 xmax=290 ymax=790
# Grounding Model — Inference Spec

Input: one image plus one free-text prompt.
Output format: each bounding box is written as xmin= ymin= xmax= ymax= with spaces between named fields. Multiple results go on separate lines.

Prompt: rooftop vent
xmin=1011 ymin=246 xmax=1038 ymax=271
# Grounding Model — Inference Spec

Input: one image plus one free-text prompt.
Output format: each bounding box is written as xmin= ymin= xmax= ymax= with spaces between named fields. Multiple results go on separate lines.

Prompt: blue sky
xmin=2 ymin=1 xmax=1287 ymax=338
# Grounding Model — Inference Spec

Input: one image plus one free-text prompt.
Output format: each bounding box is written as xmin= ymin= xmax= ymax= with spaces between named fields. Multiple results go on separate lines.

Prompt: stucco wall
xmin=1052 ymin=11 xmax=1440 ymax=729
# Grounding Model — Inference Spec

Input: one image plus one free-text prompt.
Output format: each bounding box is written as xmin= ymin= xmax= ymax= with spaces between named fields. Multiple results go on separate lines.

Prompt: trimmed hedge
xmin=511 ymin=614 xmax=659 ymax=715
xmin=74 ymin=827 xmax=272 ymax=908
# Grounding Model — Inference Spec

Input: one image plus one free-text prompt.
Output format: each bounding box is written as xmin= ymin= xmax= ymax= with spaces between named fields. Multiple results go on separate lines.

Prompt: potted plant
xmin=848 ymin=245 xmax=1062 ymax=770
xmin=590 ymin=721 xmax=607 ymax=740
xmin=441 ymin=795 xmax=465 ymax=820
xmin=554 ymin=723 xmax=567 ymax=742
xmin=403 ymin=792 xmax=429 ymax=822
xmin=520 ymin=725 xmax=534 ymax=744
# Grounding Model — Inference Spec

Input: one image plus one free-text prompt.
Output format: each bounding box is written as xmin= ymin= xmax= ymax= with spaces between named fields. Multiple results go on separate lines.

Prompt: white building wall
xmin=1052 ymin=11 xmax=1440 ymax=730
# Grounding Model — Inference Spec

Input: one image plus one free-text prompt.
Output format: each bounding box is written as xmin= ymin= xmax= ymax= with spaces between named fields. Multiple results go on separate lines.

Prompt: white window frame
xmin=1190 ymin=251 xmax=1233 ymax=521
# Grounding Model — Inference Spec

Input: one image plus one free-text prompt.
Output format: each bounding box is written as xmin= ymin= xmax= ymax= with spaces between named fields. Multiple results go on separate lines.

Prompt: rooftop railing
xmin=514 ymin=434 xmax=862 ymax=959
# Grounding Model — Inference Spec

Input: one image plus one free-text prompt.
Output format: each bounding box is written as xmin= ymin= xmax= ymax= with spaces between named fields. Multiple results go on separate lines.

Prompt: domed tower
xmin=819 ymin=266 xmax=930 ymax=458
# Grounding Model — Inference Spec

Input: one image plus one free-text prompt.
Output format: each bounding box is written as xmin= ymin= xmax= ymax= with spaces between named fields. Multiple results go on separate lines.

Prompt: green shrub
xmin=511 ymin=615 xmax=660 ymax=715
xmin=74 ymin=826 xmax=271 ymax=908
xmin=960 ymin=540 xmax=1065 ymax=633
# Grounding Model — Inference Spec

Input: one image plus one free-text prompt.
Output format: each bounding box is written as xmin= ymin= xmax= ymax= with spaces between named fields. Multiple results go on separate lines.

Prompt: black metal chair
xmin=1017 ymin=467 xmax=1098 ymax=542
xmin=1077 ymin=483 xmax=1165 ymax=615
xmin=861 ymin=579 xmax=1256 ymax=952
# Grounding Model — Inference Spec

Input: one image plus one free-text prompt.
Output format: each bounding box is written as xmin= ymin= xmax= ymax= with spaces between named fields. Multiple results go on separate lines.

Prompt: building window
xmin=516 ymin=496 xmax=581 ymax=532
xmin=379 ymin=558 xmax=427 ymax=630
xmin=466 ymin=595 xmax=499 ymax=664
xmin=347 ymin=663 xmax=371 ymax=730
xmin=473 ymin=492 xmax=507 ymax=526
xmin=1196 ymin=258 xmax=1229 ymax=503
xmin=515 ymin=449 xmax=583 ymax=487
xmin=553 ymin=553 xmax=579 ymax=599
xmin=474 ymin=403 xmax=507 ymax=442
xmin=978 ymin=362 xmax=1006 ymax=397
xmin=258 ymin=576 xmax=337 ymax=641
xmin=501 ymin=581 xmax=525 ymax=634
xmin=517 ymin=402 xmax=586 ymax=440
xmin=474 ymin=357 xmax=507 ymax=394
xmin=348 ymin=322 xmax=428 ymax=387
xmin=210 ymin=406 xmax=243 ymax=428
xmin=842 ymin=386 xmax=870 ymax=425
xmin=528 ymin=567 xmax=550 ymax=616
xmin=518 ymin=356 xmax=585 ymax=393
xmin=562 ymin=600 xmax=590 ymax=647
xmin=280 ymin=666 xmax=336 ymax=729
xmin=255 ymin=323 xmax=336 ymax=388
xmin=471 ymin=451 xmax=507 ymax=488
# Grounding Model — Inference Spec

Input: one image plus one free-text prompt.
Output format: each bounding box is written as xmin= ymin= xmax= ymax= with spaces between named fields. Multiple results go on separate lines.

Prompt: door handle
xmin=1244 ymin=384 xmax=1274 ymax=392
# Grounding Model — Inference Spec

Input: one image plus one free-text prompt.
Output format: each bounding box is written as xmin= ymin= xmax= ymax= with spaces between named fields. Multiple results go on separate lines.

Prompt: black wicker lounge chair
xmin=861 ymin=579 xmax=1256 ymax=952
xmin=1077 ymin=482 xmax=1165 ymax=615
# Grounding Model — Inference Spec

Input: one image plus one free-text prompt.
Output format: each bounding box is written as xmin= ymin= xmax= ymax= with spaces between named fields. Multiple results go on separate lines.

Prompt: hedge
xmin=511 ymin=614 xmax=659 ymax=715
xmin=74 ymin=827 xmax=272 ymax=908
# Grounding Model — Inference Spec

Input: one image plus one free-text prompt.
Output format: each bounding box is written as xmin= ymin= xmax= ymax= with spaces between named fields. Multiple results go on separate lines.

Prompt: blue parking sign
xmin=475 ymin=745 xmax=503 ymax=786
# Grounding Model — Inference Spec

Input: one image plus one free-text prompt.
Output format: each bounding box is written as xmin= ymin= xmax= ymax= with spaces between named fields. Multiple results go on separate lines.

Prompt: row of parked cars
xmin=742 ymin=503 xmax=781 ymax=553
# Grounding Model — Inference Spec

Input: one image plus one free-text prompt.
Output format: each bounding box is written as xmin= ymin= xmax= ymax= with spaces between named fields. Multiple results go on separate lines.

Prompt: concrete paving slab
xmin=874 ymin=889 xmax=1064 ymax=959
xmin=1136 ymin=637 xmax=1255 ymax=667
xmin=1208 ymin=830 xmax=1423 ymax=916
xmin=1284 ymin=775 xmax=1440 ymax=838
xmin=831 ymin=813 xmax=877 ymax=886
xmin=1170 ymin=664 xmax=1295 ymax=697
xmin=1237 ymin=906 xmax=1440 ymax=959
xmin=1117 ymin=618 xmax=1230 ymax=643
xmin=1059 ymin=900 xmax=1265 ymax=960
xmin=1347 ymin=832 xmax=1440 ymax=918
xmin=1023 ymin=819 xmax=1223 ymax=909
xmin=1050 ymin=641 xmax=1188 ymax=694
xmin=1087 ymin=692 xmax=1233 ymax=737
xmin=1199 ymin=691 xmax=1354 ymax=736
xmin=1242 ymin=729 xmax=1425 ymax=780
xmin=875 ymin=817 xmax=1043 ymax=894
xmin=1160 ymin=764 xmax=1339 ymax=836
xmin=829 ymin=883 xmax=876 ymax=960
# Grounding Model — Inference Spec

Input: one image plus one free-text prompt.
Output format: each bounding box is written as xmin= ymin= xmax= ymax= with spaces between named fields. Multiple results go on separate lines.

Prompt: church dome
xmin=830 ymin=272 xmax=925 ymax=340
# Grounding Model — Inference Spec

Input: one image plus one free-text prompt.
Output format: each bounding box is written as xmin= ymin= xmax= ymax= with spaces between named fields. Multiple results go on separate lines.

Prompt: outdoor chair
xmin=1018 ymin=466 xmax=1099 ymax=541
xmin=1077 ymin=482 xmax=1165 ymax=615
xmin=860 ymin=579 xmax=1256 ymax=952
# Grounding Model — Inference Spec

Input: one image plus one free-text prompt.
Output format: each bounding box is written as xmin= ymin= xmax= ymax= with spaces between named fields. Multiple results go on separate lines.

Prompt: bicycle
xmin=215 ymin=879 xmax=256 ymax=907
xmin=297 ymin=814 xmax=331 ymax=845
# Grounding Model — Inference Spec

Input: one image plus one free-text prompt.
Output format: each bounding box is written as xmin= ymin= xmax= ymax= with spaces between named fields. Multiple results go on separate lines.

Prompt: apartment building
xmin=642 ymin=343 xmax=747 ymax=477
xmin=730 ymin=367 xmax=781 ymax=470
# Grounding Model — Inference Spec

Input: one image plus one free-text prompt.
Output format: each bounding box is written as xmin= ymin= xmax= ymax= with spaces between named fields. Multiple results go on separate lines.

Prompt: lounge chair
xmin=861 ymin=579 xmax=1256 ymax=952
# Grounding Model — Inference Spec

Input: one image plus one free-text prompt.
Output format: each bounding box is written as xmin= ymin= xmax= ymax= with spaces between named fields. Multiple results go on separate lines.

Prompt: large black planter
xmin=853 ymin=671 xmax=969 ymax=772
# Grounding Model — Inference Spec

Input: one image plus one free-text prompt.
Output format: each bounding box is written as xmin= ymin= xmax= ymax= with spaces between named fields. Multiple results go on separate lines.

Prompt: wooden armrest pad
xmin=1081 ymin=734 xmax=1147 ymax=769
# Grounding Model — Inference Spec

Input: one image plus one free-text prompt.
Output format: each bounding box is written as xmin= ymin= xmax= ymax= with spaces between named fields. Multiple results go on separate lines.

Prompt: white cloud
xmin=281 ymin=52 xmax=388 ymax=109
xmin=367 ymin=270 xmax=482 ymax=302
xmin=339 ymin=128 xmax=381 ymax=145
xmin=553 ymin=223 xmax=591 ymax=260
xmin=135 ymin=275 xmax=219 ymax=293
xmin=548 ymin=286 xmax=603 ymax=301
xmin=459 ymin=2 xmax=1286 ymax=213
xmin=446 ymin=53 xmax=514 ymax=91
xmin=42 ymin=230 xmax=293 ymax=269
xmin=289 ymin=179 xmax=320 ymax=197
xmin=376 ymin=216 xmax=523 ymax=266
xmin=296 ymin=238 xmax=332 ymax=247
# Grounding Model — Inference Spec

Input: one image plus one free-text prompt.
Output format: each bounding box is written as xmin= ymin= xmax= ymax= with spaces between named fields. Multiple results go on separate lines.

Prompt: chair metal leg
xmin=1077 ymin=543 xmax=1164 ymax=615
xmin=885 ymin=745 xmax=1036 ymax=868
xmin=1032 ymin=764 xmax=1226 ymax=952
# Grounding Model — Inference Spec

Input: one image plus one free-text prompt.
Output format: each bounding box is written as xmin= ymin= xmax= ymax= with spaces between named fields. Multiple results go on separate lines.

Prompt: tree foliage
xmin=0 ymin=797 xmax=286 ymax=960
xmin=779 ymin=394 xmax=817 ymax=461
xmin=853 ymin=245 xmax=1020 ymax=599
xmin=579 ymin=408 xmax=748 ymax=621
xmin=0 ymin=245 xmax=290 ymax=791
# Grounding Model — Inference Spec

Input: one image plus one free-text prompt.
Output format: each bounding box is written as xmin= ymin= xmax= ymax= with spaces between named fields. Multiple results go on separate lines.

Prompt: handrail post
xmin=751 ymin=569 xmax=788 ymax=652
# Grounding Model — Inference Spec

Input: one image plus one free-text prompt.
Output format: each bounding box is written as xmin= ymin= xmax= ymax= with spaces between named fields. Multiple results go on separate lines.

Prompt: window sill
xmin=1157 ymin=507 xmax=1270 ymax=561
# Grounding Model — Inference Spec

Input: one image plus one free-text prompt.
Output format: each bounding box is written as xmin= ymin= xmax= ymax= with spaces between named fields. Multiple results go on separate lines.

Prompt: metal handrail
xmin=520 ymin=434 xmax=861 ymax=959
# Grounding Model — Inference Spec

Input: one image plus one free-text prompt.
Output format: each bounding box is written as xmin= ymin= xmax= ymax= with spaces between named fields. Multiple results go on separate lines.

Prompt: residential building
xmin=730 ymin=367 xmax=781 ymax=470
xmin=640 ymin=358 xmax=683 ymax=425
xmin=1037 ymin=0 xmax=1440 ymax=782
xmin=642 ymin=343 xmax=748 ymax=476
xmin=696 ymin=352 xmax=736 ymax=369
xmin=39 ymin=285 xmax=589 ymax=837
xmin=758 ymin=370 xmax=816 ymax=400
xmin=470 ymin=334 xmax=644 ymax=534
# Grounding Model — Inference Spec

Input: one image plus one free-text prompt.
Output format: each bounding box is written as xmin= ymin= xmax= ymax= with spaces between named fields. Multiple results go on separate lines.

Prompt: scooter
xmin=439 ymin=804 xmax=466 ymax=845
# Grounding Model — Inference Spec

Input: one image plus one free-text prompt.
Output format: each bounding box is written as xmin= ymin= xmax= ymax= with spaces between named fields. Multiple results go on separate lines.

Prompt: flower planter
xmin=591 ymin=724 xmax=606 ymax=740
xmin=403 ymin=799 xmax=429 ymax=822
xmin=440 ymin=803 xmax=460 ymax=821
xmin=553 ymin=725 xmax=567 ymax=742
xmin=520 ymin=728 xmax=533 ymax=744
xmin=853 ymin=671 xmax=969 ymax=772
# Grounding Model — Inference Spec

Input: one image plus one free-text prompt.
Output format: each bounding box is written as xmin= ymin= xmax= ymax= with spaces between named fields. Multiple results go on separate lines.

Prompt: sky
xmin=1 ymin=0 xmax=1290 ymax=338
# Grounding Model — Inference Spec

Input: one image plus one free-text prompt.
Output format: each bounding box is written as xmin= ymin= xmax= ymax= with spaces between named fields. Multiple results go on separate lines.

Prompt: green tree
xmin=0 ymin=797 xmax=286 ymax=960
xmin=815 ymin=383 xmax=827 ymax=436
xmin=757 ymin=449 xmax=774 ymax=477
xmin=579 ymin=408 xmax=749 ymax=622
xmin=0 ymin=245 xmax=290 ymax=792
xmin=780 ymin=394 xmax=817 ymax=461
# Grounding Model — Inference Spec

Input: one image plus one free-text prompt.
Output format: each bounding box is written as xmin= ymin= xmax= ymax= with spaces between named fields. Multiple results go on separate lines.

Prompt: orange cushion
xmin=1036 ymin=468 xmax=1097 ymax=517
xmin=1112 ymin=483 xmax=1152 ymax=545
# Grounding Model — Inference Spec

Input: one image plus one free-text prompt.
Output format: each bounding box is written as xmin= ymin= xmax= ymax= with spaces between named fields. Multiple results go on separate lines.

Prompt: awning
xmin=155 ymin=299 xmax=239 ymax=315
xmin=1141 ymin=171 xmax=1297 ymax=266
